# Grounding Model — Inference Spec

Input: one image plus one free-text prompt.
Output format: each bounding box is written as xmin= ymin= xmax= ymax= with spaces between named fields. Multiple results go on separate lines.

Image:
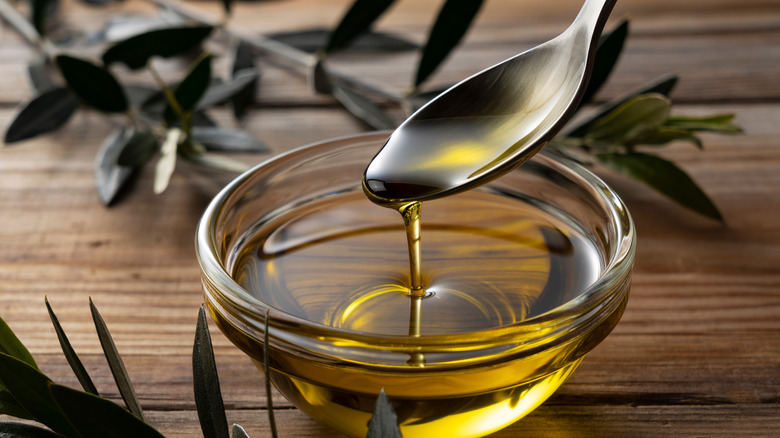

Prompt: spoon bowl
xmin=364 ymin=0 xmax=617 ymax=205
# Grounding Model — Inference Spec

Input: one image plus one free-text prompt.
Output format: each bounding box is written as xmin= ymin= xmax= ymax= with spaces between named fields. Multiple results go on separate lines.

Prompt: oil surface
xmin=232 ymin=190 xmax=601 ymax=336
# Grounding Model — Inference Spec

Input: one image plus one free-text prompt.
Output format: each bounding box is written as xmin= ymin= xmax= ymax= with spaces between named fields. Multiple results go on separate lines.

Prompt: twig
xmin=147 ymin=0 xmax=403 ymax=103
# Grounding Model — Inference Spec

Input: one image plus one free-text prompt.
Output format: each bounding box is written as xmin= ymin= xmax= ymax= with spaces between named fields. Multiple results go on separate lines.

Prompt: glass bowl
xmin=195 ymin=131 xmax=635 ymax=438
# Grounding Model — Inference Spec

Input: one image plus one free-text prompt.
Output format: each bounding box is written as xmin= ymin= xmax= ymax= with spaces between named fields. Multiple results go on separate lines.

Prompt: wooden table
xmin=1 ymin=0 xmax=778 ymax=436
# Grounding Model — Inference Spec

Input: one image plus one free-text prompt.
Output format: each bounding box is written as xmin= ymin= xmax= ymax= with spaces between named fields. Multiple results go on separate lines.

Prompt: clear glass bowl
xmin=195 ymin=131 xmax=635 ymax=438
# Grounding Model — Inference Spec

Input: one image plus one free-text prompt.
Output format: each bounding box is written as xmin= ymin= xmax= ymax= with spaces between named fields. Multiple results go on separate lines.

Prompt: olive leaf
xmin=585 ymin=93 xmax=671 ymax=144
xmin=321 ymin=0 xmax=396 ymax=55
xmin=31 ymin=0 xmax=57 ymax=37
xmin=231 ymin=424 xmax=251 ymax=438
xmin=629 ymin=126 xmax=703 ymax=149
xmin=190 ymin=126 xmax=268 ymax=153
xmin=331 ymin=82 xmax=396 ymax=130
xmin=95 ymin=126 xmax=138 ymax=206
xmin=414 ymin=0 xmax=484 ymax=88
xmin=0 ymin=390 xmax=34 ymax=421
xmin=578 ymin=18 xmax=629 ymax=107
xmin=272 ymin=28 xmax=417 ymax=54
xmin=49 ymin=383 xmax=166 ymax=438
xmin=4 ymin=87 xmax=79 ymax=144
xmin=0 ymin=316 xmax=38 ymax=370
xmin=0 ymin=421 xmax=61 ymax=437
xmin=221 ymin=0 xmax=233 ymax=15
xmin=231 ymin=41 xmax=259 ymax=121
xmin=664 ymin=114 xmax=742 ymax=133
xmin=102 ymin=25 xmax=214 ymax=70
xmin=154 ymin=128 xmax=183 ymax=194
xmin=310 ymin=58 xmax=332 ymax=94
xmin=56 ymin=55 xmax=128 ymax=113
xmin=45 ymin=298 xmax=99 ymax=396
xmin=366 ymin=389 xmax=402 ymax=438
xmin=198 ymin=69 xmax=260 ymax=111
xmin=116 ymin=129 xmax=159 ymax=167
xmin=0 ymin=353 xmax=78 ymax=437
xmin=165 ymin=54 xmax=212 ymax=123
xmin=565 ymin=74 xmax=678 ymax=138
xmin=89 ymin=298 xmax=146 ymax=421
xmin=597 ymin=151 xmax=723 ymax=221
xmin=193 ymin=306 xmax=229 ymax=438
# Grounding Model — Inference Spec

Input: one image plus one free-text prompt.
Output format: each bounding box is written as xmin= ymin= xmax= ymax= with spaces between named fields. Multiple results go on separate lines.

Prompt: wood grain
xmin=1 ymin=0 xmax=779 ymax=436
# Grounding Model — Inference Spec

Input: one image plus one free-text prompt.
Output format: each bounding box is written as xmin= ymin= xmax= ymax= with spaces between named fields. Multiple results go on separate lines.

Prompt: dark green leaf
xmin=331 ymin=83 xmax=396 ymax=130
xmin=0 ymin=316 xmax=38 ymax=370
xmin=565 ymin=74 xmax=678 ymax=138
xmin=579 ymin=18 xmax=629 ymax=107
xmin=0 ymin=353 xmax=78 ymax=437
xmin=414 ymin=0 xmax=484 ymax=88
xmin=102 ymin=25 xmax=213 ymax=70
xmin=263 ymin=309 xmax=278 ymax=438
xmin=0 ymin=421 xmax=60 ymax=437
xmin=191 ymin=126 xmax=268 ymax=153
xmin=165 ymin=54 xmax=212 ymax=122
xmin=27 ymin=59 xmax=56 ymax=93
xmin=193 ymin=306 xmax=229 ymax=438
xmin=665 ymin=114 xmax=742 ymax=133
xmin=586 ymin=93 xmax=671 ymax=144
xmin=221 ymin=0 xmax=232 ymax=15
xmin=95 ymin=126 xmax=138 ymax=206
xmin=116 ymin=129 xmax=159 ymax=167
xmin=4 ymin=87 xmax=79 ymax=144
xmin=269 ymin=28 xmax=416 ymax=54
xmin=198 ymin=69 xmax=259 ymax=110
xmin=597 ymin=151 xmax=722 ymax=221
xmin=231 ymin=41 xmax=259 ymax=120
xmin=49 ymin=383 xmax=165 ymax=438
xmin=0 ymin=391 xmax=35 ymax=420
xmin=630 ymin=126 xmax=703 ymax=149
xmin=44 ymin=298 xmax=99 ymax=396
xmin=231 ymin=424 xmax=250 ymax=438
xmin=56 ymin=55 xmax=128 ymax=113
xmin=322 ymin=0 xmax=396 ymax=54
xmin=366 ymin=389 xmax=401 ymax=438
xmin=90 ymin=298 xmax=145 ymax=420
xmin=31 ymin=0 xmax=56 ymax=37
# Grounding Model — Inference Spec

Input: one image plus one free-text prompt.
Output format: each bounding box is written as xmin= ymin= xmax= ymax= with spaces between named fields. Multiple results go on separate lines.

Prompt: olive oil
xmin=227 ymin=187 xmax=606 ymax=437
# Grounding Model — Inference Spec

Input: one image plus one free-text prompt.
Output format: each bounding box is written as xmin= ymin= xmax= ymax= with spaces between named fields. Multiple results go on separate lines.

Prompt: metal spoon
xmin=363 ymin=0 xmax=617 ymax=206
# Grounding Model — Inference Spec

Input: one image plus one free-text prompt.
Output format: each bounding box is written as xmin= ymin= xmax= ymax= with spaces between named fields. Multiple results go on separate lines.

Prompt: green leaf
xmin=270 ymin=28 xmax=416 ymax=54
xmin=198 ymin=69 xmax=259 ymax=110
xmin=49 ymin=383 xmax=165 ymax=438
xmin=0 ymin=421 xmax=60 ymax=437
xmin=56 ymin=55 xmax=128 ymax=113
xmin=165 ymin=54 xmax=212 ymax=123
xmin=565 ymin=74 xmax=678 ymax=138
xmin=0 ymin=353 xmax=78 ymax=437
xmin=190 ymin=126 xmax=268 ymax=153
xmin=586 ymin=93 xmax=671 ymax=144
xmin=331 ymin=83 xmax=396 ymax=130
xmin=31 ymin=0 xmax=56 ymax=37
xmin=193 ymin=306 xmax=229 ymax=438
xmin=322 ymin=0 xmax=396 ymax=55
xmin=102 ymin=25 xmax=214 ymax=70
xmin=665 ymin=114 xmax=742 ymax=133
xmin=154 ymin=128 xmax=182 ymax=194
xmin=231 ymin=424 xmax=250 ymax=438
xmin=45 ymin=298 xmax=99 ymax=396
xmin=414 ymin=0 xmax=484 ymax=88
xmin=4 ymin=87 xmax=79 ymax=144
xmin=95 ymin=126 xmax=138 ymax=206
xmin=116 ymin=129 xmax=159 ymax=167
xmin=366 ymin=389 xmax=402 ymax=438
xmin=89 ymin=298 xmax=145 ymax=421
xmin=262 ymin=309 xmax=278 ymax=438
xmin=221 ymin=0 xmax=233 ymax=15
xmin=231 ymin=41 xmax=259 ymax=120
xmin=579 ymin=18 xmax=629 ymax=107
xmin=0 ymin=390 xmax=35 ymax=420
xmin=630 ymin=126 xmax=703 ymax=149
xmin=597 ymin=151 xmax=722 ymax=221
xmin=0 ymin=316 xmax=38 ymax=370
